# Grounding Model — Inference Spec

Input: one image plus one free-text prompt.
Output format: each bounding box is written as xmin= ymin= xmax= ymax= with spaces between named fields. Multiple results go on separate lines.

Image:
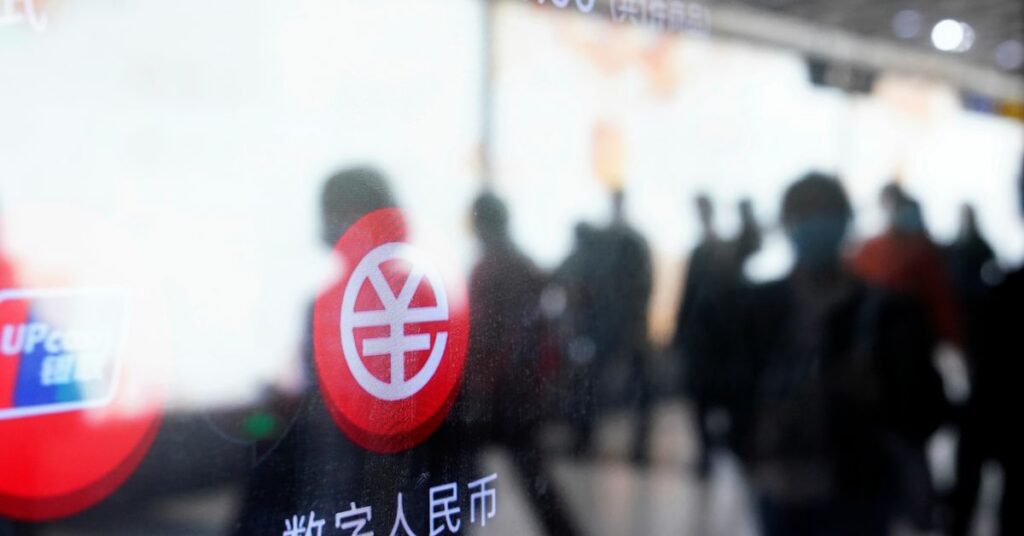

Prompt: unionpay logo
xmin=0 ymin=289 xmax=126 ymax=419
xmin=314 ymin=208 xmax=469 ymax=453
xmin=0 ymin=288 xmax=161 ymax=521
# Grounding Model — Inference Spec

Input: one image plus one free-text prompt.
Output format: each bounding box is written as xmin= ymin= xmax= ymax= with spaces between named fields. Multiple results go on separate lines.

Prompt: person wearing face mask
xmin=736 ymin=173 xmax=940 ymax=536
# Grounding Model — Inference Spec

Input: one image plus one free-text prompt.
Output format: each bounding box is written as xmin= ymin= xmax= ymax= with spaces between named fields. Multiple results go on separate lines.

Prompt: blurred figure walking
xmin=597 ymin=190 xmax=654 ymax=463
xmin=557 ymin=190 xmax=653 ymax=462
xmin=733 ymin=173 xmax=941 ymax=536
xmin=852 ymin=183 xmax=962 ymax=345
xmin=462 ymin=192 xmax=547 ymax=443
xmin=556 ymin=222 xmax=605 ymax=457
xmin=674 ymin=195 xmax=761 ymax=479
xmin=944 ymin=203 xmax=999 ymax=349
xmin=235 ymin=167 xmax=409 ymax=534
xmin=850 ymin=183 xmax=955 ymax=530
xmin=461 ymin=191 xmax=579 ymax=535
xmin=950 ymin=163 xmax=1024 ymax=536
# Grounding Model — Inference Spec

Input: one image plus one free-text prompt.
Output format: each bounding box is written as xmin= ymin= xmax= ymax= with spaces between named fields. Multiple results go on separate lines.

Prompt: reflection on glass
xmin=1 ymin=0 xmax=1022 ymax=535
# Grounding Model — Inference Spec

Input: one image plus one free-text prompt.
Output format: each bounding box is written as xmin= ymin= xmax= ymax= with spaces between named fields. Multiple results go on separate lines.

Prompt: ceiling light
xmin=892 ymin=10 xmax=923 ymax=39
xmin=995 ymin=40 xmax=1024 ymax=70
xmin=931 ymin=19 xmax=973 ymax=53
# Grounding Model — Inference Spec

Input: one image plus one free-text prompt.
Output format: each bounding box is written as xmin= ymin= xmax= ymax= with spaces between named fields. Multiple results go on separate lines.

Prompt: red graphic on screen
xmin=313 ymin=208 xmax=468 ymax=453
xmin=0 ymin=289 xmax=162 ymax=521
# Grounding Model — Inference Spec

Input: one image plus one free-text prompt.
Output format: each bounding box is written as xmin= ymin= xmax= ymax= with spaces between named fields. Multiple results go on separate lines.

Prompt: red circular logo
xmin=313 ymin=208 xmax=468 ymax=453
xmin=0 ymin=289 xmax=163 ymax=521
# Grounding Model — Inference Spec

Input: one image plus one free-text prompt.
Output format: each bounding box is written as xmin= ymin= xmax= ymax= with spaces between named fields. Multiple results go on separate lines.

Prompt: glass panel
xmin=2 ymin=0 xmax=1022 ymax=534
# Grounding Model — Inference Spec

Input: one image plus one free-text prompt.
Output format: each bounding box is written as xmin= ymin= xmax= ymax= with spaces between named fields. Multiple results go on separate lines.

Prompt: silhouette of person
xmin=735 ymin=198 xmax=763 ymax=268
xmin=675 ymin=194 xmax=726 ymax=478
xmin=554 ymin=192 xmax=652 ymax=462
xmin=853 ymin=183 xmax=962 ymax=346
xmin=675 ymin=196 xmax=762 ymax=478
xmin=950 ymin=162 xmax=1024 ymax=536
xmin=595 ymin=190 xmax=654 ymax=463
xmin=463 ymin=192 xmax=547 ymax=438
xmin=235 ymin=167 xmax=457 ymax=535
xmin=850 ymin=183 xmax=956 ymax=529
xmin=555 ymin=222 xmax=605 ymax=456
xmin=733 ymin=173 xmax=942 ymax=536
xmin=458 ymin=191 xmax=579 ymax=535
xmin=675 ymin=195 xmax=721 ymax=340
xmin=945 ymin=203 xmax=999 ymax=344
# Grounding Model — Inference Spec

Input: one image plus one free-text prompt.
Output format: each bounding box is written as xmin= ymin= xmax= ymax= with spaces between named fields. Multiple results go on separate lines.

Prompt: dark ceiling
xmin=734 ymin=0 xmax=1024 ymax=75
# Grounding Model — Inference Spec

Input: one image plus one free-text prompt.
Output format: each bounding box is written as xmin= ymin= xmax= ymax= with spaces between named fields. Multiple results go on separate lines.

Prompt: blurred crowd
xmin=3 ymin=161 xmax=1017 ymax=536
xmin=132 ymin=158 xmax=1021 ymax=536
xmin=667 ymin=175 xmax=1014 ymax=536
xmin=453 ymin=162 xmax=1024 ymax=535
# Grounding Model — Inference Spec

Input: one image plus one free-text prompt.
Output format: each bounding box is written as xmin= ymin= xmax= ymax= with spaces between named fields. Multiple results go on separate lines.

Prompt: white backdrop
xmin=2 ymin=0 xmax=1021 ymax=406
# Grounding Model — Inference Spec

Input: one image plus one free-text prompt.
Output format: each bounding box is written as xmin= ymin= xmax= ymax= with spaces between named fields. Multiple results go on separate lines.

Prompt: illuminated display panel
xmin=0 ymin=0 xmax=1022 ymax=534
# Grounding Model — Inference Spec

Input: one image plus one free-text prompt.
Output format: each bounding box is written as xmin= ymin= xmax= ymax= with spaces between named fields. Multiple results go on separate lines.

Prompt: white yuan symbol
xmin=341 ymin=242 xmax=449 ymax=401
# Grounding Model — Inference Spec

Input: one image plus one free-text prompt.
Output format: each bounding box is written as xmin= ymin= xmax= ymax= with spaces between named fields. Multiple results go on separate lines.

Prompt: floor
xmin=39 ymin=401 xmax=1004 ymax=536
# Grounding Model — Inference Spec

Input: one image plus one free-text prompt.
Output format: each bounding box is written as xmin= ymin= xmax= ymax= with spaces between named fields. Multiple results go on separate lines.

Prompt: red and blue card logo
xmin=0 ymin=289 xmax=127 ymax=420
xmin=0 ymin=287 xmax=164 ymax=521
